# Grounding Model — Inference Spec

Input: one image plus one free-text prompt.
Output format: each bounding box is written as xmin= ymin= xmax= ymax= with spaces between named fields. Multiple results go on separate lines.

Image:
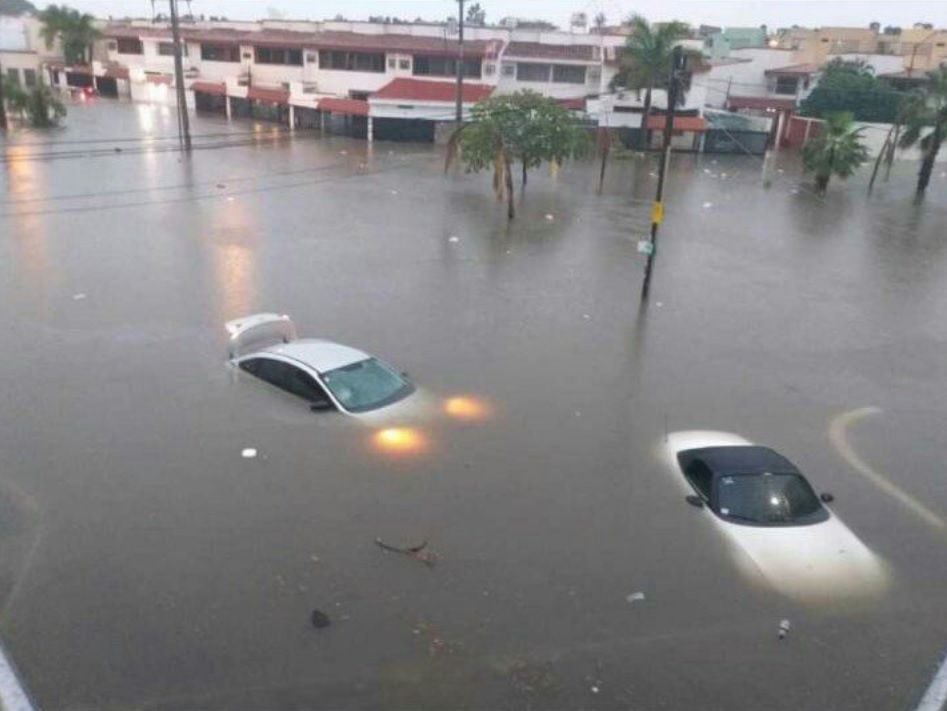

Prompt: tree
xmin=593 ymin=12 xmax=607 ymax=31
xmin=0 ymin=0 xmax=38 ymax=15
xmin=802 ymin=112 xmax=869 ymax=193
xmin=39 ymin=4 xmax=100 ymax=65
xmin=898 ymin=65 xmax=947 ymax=195
xmin=2 ymin=80 xmax=65 ymax=127
xmin=446 ymin=91 xmax=590 ymax=219
xmin=466 ymin=2 xmax=485 ymax=25
xmin=610 ymin=14 xmax=691 ymax=148
xmin=800 ymin=58 xmax=903 ymax=123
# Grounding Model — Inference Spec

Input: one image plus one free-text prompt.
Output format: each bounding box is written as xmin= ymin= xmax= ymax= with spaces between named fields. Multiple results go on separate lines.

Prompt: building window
xmin=318 ymin=50 xmax=385 ymax=72
xmin=23 ymin=68 xmax=36 ymax=87
xmin=107 ymin=41 xmax=117 ymax=51
xmin=201 ymin=44 xmax=240 ymax=62
xmin=587 ymin=67 xmax=601 ymax=82
xmin=552 ymin=64 xmax=586 ymax=83
xmin=388 ymin=57 xmax=397 ymax=69
xmin=5 ymin=68 xmax=19 ymax=85
xmin=255 ymin=47 xmax=303 ymax=65
xmin=483 ymin=62 xmax=495 ymax=76
xmin=774 ymin=76 xmax=799 ymax=95
xmin=501 ymin=64 xmax=515 ymax=77
xmin=158 ymin=41 xmax=187 ymax=56
xmin=306 ymin=52 xmax=317 ymax=64
xmin=516 ymin=62 xmax=552 ymax=82
xmin=116 ymin=38 xmax=144 ymax=55
xmin=413 ymin=55 xmax=481 ymax=78
xmin=398 ymin=58 xmax=410 ymax=70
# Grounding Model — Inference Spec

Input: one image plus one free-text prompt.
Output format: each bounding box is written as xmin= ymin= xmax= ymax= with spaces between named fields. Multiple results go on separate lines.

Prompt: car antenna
xmin=664 ymin=413 xmax=669 ymax=443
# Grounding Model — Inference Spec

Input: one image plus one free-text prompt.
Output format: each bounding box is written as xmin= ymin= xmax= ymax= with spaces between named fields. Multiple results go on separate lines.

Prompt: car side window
xmin=239 ymin=358 xmax=262 ymax=375
xmin=281 ymin=364 xmax=330 ymax=403
xmin=685 ymin=460 xmax=713 ymax=500
xmin=248 ymin=358 xmax=331 ymax=405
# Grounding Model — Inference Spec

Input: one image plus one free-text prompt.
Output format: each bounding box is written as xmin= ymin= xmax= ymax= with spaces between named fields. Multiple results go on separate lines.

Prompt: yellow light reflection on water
xmin=372 ymin=427 xmax=428 ymax=456
xmin=444 ymin=396 xmax=492 ymax=422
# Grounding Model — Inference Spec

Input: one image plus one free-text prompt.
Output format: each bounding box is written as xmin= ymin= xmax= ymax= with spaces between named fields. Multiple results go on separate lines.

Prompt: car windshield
xmin=321 ymin=358 xmax=413 ymax=413
xmin=715 ymin=472 xmax=824 ymax=526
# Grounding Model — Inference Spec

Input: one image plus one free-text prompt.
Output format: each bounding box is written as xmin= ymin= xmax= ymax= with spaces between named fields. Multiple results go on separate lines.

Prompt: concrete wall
xmin=703 ymin=48 xmax=804 ymax=107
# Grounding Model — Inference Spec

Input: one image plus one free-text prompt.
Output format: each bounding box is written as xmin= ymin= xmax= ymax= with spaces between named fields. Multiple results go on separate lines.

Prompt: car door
xmin=240 ymin=357 xmax=334 ymax=408
xmin=684 ymin=459 xmax=714 ymax=503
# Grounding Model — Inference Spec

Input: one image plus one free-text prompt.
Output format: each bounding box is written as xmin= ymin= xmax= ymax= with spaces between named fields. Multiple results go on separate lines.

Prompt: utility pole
xmin=0 ymin=58 xmax=8 ymax=130
xmin=641 ymin=45 xmax=684 ymax=301
xmin=455 ymin=0 xmax=465 ymax=124
xmin=169 ymin=0 xmax=191 ymax=151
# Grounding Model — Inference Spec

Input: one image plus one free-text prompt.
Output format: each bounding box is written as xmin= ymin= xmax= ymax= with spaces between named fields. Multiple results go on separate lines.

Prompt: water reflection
xmin=206 ymin=197 xmax=260 ymax=323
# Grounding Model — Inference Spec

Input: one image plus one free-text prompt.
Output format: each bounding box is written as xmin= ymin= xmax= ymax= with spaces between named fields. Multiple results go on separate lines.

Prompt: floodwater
xmin=2 ymin=99 xmax=947 ymax=710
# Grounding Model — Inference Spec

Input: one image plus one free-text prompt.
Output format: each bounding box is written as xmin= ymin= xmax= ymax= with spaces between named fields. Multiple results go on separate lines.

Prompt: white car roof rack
xmin=226 ymin=312 xmax=297 ymax=359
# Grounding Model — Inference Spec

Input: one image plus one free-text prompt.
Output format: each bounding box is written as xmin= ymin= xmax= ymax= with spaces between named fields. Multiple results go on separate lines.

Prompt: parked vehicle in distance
xmin=665 ymin=430 xmax=888 ymax=602
xmin=227 ymin=313 xmax=418 ymax=417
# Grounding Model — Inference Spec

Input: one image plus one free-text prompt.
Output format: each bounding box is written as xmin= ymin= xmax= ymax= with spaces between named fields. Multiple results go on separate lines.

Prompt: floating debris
xmin=702 ymin=202 xmax=713 ymax=209
xmin=545 ymin=213 xmax=555 ymax=221
xmin=626 ymin=591 xmax=646 ymax=603
xmin=241 ymin=448 xmax=258 ymax=459
xmin=72 ymin=293 xmax=87 ymax=301
xmin=778 ymin=619 xmax=791 ymax=640
xmin=448 ymin=235 xmax=460 ymax=243
xmin=226 ymin=196 xmax=235 ymax=203
xmin=375 ymin=537 xmax=437 ymax=567
xmin=311 ymin=609 xmax=331 ymax=629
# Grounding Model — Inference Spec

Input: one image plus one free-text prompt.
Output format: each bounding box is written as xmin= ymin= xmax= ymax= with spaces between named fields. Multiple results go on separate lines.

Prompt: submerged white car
xmin=227 ymin=313 xmax=418 ymax=417
xmin=666 ymin=431 xmax=888 ymax=602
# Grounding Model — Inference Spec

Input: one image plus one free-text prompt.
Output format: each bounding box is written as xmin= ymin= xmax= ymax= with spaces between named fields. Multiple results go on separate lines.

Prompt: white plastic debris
xmin=582 ymin=314 xmax=591 ymax=320
xmin=626 ymin=591 xmax=646 ymax=603
xmin=656 ymin=301 xmax=663 ymax=308
xmin=390 ymin=189 xmax=399 ymax=195
xmin=720 ymin=172 xmax=728 ymax=178
xmin=778 ymin=619 xmax=791 ymax=639
xmin=590 ymin=686 xmax=600 ymax=694
xmin=777 ymin=168 xmax=785 ymax=174
xmin=72 ymin=293 xmax=87 ymax=301
xmin=241 ymin=448 xmax=258 ymax=459
xmin=703 ymin=168 xmax=711 ymax=174
xmin=448 ymin=235 xmax=460 ymax=243
xmin=790 ymin=188 xmax=799 ymax=195
xmin=545 ymin=213 xmax=555 ymax=221
xmin=702 ymin=202 xmax=713 ymax=209
xmin=226 ymin=196 xmax=235 ymax=203
xmin=649 ymin=171 xmax=657 ymax=178
xmin=339 ymin=149 xmax=348 ymax=155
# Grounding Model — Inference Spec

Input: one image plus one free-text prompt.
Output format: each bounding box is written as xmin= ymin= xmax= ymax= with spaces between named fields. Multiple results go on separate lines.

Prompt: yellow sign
xmin=651 ymin=201 xmax=664 ymax=224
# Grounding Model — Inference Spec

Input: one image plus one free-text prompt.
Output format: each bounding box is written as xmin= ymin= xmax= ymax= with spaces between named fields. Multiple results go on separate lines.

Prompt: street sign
xmin=637 ymin=240 xmax=654 ymax=256
xmin=651 ymin=200 xmax=664 ymax=224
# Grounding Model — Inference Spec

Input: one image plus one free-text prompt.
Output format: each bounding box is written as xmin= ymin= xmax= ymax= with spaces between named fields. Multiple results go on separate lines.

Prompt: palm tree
xmin=898 ymin=65 xmax=947 ymax=195
xmin=39 ymin=4 xmax=100 ymax=65
xmin=802 ymin=112 xmax=869 ymax=194
xmin=610 ymin=15 xmax=691 ymax=149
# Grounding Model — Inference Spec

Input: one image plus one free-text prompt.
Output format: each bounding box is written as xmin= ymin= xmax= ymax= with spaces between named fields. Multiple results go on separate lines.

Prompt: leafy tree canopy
xmin=800 ymin=58 xmax=903 ymax=123
xmin=0 ymin=0 xmax=37 ymax=15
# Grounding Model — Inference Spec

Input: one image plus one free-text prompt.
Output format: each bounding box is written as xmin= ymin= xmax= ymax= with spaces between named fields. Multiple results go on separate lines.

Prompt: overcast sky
xmin=67 ymin=1 xmax=947 ymax=30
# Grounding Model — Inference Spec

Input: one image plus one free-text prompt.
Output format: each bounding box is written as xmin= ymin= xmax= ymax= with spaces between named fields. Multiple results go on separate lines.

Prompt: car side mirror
xmin=685 ymin=495 xmax=705 ymax=509
xmin=310 ymin=399 xmax=333 ymax=412
xmin=820 ymin=492 xmax=835 ymax=503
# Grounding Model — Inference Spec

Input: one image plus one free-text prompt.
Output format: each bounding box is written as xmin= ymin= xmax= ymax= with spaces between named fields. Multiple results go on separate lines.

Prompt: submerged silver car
xmin=227 ymin=313 xmax=417 ymax=417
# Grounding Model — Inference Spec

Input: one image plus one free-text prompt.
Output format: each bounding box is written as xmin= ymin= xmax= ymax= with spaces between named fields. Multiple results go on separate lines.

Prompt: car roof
xmin=679 ymin=446 xmax=800 ymax=479
xmin=259 ymin=338 xmax=370 ymax=374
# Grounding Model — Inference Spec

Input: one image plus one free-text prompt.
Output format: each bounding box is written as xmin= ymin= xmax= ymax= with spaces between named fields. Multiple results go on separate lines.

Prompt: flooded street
xmin=2 ymin=99 xmax=947 ymax=710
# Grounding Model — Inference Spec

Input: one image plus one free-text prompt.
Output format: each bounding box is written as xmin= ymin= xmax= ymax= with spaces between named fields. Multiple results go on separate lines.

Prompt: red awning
xmin=557 ymin=97 xmax=586 ymax=111
xmin=103 ymin=65 xmax=129 ymax=80
xmin=726 ymin=95 xmax=796 ymax=111
xmin=318 ymin=98 xmax=369 ymax=116
xmin=146 ymin=74 xmax=172 ymax=85
xmin=247 ymin=86 xmax=289 ymax=104
xmin=66 ymin=65 xmax=93 ymax=76
xmin=191 ymin=81 xmax=227 ymax=96
xmin=372 ymin=78 xmax=494 ymax=103
xmin=645 ymin=115 xmax=708 ymax=132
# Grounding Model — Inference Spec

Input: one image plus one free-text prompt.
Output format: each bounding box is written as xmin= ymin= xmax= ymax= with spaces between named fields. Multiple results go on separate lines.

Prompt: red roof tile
xmin=247 ymin=86 xmax=289 ymax=104
xmin=504 ymin=41 xmax=599 ymax=62
xmin=645 ymin=114 xmax=708 ymax=132
xmin=371 ymin=77 xmax=494 ymax=103
xmin=318 ymin=98 xmax=369 ymax=116
xmin=190 ymin=80 xmax=226 ymax=95
xmin=557 ymin=97 xmax=587 ymax=110
xmin=726 ymin=95 xmax=797 ymax=111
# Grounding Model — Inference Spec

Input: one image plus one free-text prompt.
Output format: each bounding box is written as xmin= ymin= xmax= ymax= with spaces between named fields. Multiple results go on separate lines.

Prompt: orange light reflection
xmin=444 ymin=396 xmax=492 ymax=422
xmin=372 ymin=427 xmax=429 ymax=456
